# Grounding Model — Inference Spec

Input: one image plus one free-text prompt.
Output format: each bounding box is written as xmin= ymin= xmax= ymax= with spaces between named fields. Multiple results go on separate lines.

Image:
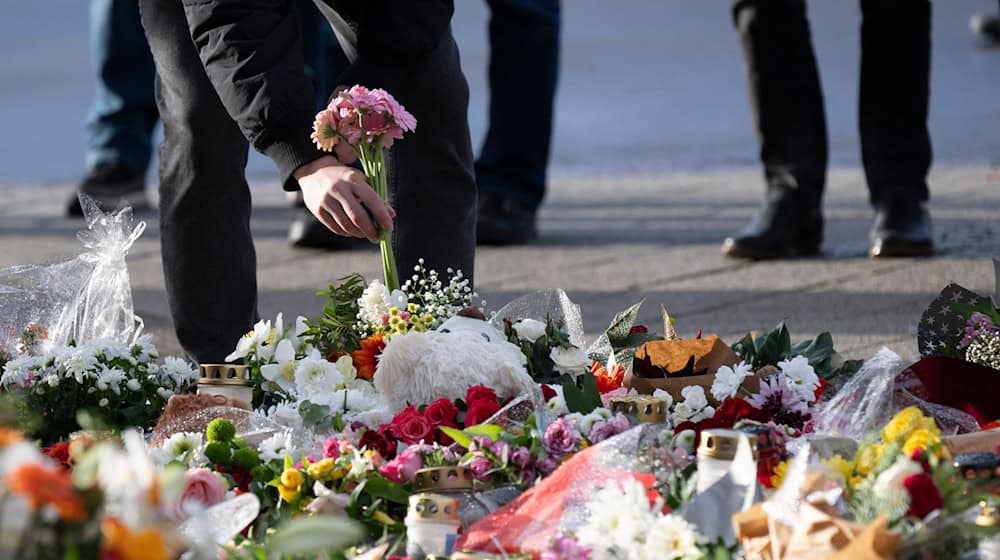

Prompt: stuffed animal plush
xmin=374 ymin=308 xmax=540 ymax=410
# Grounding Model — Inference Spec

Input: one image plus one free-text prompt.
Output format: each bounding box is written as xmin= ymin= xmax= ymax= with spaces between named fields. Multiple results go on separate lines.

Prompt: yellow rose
xmin=919 ymin=416 xmax=941 ymax=437
xmin=307 ymin=459 xmax=337 ymax=482
xmin=855 ymin=443 xmax=884 ymax=476
xmin=278 ymin=469 xmax=305 ymax=502
xmin=881 ymin=406 xmax=924 ymax=444
xmin=902 ymin=428 xmax=940 ymax=457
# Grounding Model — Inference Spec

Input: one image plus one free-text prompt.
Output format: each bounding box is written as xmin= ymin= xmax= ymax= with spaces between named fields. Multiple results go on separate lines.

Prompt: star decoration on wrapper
xmin=917 ymin=283 xmax=988 ymax=357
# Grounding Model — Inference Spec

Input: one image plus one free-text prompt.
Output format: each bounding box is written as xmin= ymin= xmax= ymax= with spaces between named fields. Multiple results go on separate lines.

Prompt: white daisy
xmin=777 ymin=355 xmax=820 ymax=402
xmin=710 ymin=361 xmax=754 ymax=402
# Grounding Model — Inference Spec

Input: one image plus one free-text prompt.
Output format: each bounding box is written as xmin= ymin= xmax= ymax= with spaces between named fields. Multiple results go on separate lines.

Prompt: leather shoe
xmin=288 ymin=211 xmax=374 ymax=250
xmin=721 ymin=192 xmax=823 ymax=259
xmin=869 ymin=199 xmax=933 ymax=258
xmin=477 ymin=192 xmax=537 ymax=246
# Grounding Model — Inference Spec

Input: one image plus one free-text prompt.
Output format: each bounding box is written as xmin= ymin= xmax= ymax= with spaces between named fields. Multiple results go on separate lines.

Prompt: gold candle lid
xmin=608 ymin=395 xmax=667 ymax=423
xmin=698 ymin=429 xmax=744 ymax=461
xmin=407 ymin=493 xmax=460 ymax=522
xmin=413 ymin=466 xmax=474 ymax=492
xmin=198 ymin=364 xmax=252 ymax=386
xmin=976 ymin=501 xmax=998 ymax=527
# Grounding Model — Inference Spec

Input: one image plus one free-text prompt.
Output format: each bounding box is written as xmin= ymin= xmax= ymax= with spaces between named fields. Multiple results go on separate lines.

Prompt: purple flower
xmin=490 ymin=440 xmax=512 ymax=462
xmin=543 ymin=417 xmax=581 ymax=457
xmin=959 ymin=312 xmax=999 ymax=349
xmin=748 ymin=374 xmax=811 ymax=429
xmin=537 ymin=456 xmax=558 ymax=475
xmin=519 ymin=466 xmax=538 ymax=485
xmin=541 ymin=533 xmax=592 ymax=560
xmin=469 ymin=457 xmax=492 ymax=482
xmin=588 ymin=413 xmax=632 ymax=444
xmin=510 ymin=446 xmax=532 ymax=468
xmin=469 ymin=436 xmax=492 ymax=452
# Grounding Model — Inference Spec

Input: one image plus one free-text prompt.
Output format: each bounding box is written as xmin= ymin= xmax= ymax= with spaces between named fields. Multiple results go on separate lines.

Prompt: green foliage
xmin=732 ymin=322 xmax=838 ymax=377
xmin=206 ymin=418 xmax=236 ymax=443
xmin=951 ymin=299 xmax=1000 ymax=326
xmin=302 ymin=273 xmax=368 ymax=356
xmin=504 ymin=316 xmax=576 ymax=385
xmin=561 ymin=373 xmax=603 ymax=414
xmin=264 ymin=515 xmax=364 ymax=557
xmin=591 ymin=300 xmax=660 ymax=366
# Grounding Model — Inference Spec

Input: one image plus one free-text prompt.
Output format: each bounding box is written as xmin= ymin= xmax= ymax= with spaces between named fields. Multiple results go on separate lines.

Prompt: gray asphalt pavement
xmin=1 ymin=1 xmax=999 ymax=361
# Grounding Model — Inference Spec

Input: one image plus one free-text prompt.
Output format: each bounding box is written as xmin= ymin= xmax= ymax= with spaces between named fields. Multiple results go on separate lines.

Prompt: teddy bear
xmin=374 ymin=308 xmax=541 ymax=411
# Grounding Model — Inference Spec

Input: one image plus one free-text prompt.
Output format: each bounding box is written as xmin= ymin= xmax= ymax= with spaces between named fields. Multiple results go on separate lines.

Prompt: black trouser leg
xmin=386 ymin=31 xmax=477 ymax=285
xmin=139 ymin=0 xmax=257 ymax=362
xmin=859 ymin=0 xmax=932 ymax=207
xmin=733 ymin=0 xmax=827 ymax=208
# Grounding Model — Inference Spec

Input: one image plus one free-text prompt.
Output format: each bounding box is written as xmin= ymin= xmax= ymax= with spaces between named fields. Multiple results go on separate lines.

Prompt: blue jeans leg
xmin=86 ymin=0 xmax=159 ymax=172
xmin=476 ymin=0 xmax=560 ymax=212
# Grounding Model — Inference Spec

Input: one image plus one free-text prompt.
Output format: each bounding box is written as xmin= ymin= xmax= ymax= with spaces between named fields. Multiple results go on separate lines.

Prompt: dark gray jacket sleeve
xmin=182 ymin=0 xmax=324 ymax=191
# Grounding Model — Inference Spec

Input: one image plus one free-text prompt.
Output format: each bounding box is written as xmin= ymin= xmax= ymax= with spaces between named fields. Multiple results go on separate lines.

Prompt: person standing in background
xmin=723 ymin=0 xmax=934 ymax=259
xmin=475 ymin=0 xmax=561 ymax=246
xmin=69 ymin=0 xmax=157 ymax=216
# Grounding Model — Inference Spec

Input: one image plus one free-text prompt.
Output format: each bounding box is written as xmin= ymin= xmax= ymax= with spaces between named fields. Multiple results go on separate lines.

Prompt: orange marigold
xmin=591 ymin=361 xmax=625 ymax=394
xmin=6 ymin=464 xmax=86 ymax=522
xmin=351 ymin=334 xmax=385 ymax=381
xmin=101 ymin=518 xmax=172 ymax=560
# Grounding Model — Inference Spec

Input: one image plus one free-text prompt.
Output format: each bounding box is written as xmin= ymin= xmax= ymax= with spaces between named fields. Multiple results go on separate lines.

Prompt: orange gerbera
xmin=6 ymin=464 xmax=86 ymax=522
xmin=101 ymin=518 xmax=171 ymax=560
xmin=591 ymin=360 xmax=625 ymax=394
xmin=351 ymin=334 xmax=385 ymax=381
xmin=0 ymin=427 xmax=23 ymax=448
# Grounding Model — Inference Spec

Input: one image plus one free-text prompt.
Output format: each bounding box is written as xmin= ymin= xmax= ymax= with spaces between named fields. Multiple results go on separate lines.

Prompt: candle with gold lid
xmin=196 ymin=364 xmax=253 ymax=405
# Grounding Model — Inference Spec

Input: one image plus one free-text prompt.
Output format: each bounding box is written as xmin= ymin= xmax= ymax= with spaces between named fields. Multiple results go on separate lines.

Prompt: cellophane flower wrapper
xmin=489 ymin=289 xmax=587 ymax=350
xmin=0 ymin=195 xmax=145 ymax=352
xmin=456 ymin=424 xmax=672 ymax=557
xmin=813 ymin=348 xmax=979 ymax=440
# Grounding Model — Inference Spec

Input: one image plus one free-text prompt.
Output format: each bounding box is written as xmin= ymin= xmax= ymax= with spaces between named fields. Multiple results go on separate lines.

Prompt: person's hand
xmin=293 ymin=155 xmax=395 ymax=242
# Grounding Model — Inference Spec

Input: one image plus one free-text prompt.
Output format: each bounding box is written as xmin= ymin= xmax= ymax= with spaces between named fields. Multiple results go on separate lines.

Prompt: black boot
xmin=869 ymin=197 xmax=933 ymax=258
xmin=67 ymin=162 xmax=150 ymax=217
xmin=476 ymin=192 xmax=538 ymax=246
xmin=722 ymin=189 xmax=823 ymax=259
xmin=288 ymin=210 xmax=375 ymax=250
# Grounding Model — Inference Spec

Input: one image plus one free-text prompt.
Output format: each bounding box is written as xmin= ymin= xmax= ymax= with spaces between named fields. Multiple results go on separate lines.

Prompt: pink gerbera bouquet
xmin=311 ymin=85 xmax=417 ymax=291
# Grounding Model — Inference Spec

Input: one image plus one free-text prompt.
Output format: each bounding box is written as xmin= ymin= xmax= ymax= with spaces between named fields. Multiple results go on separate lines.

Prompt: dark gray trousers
xmin=138 ymin=0 xmax=476 ymax=362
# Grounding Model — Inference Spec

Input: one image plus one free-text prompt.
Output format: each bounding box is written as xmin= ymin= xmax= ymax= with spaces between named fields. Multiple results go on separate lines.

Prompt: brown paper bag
xmin=627 ymin=336 xmax=759 ymax=403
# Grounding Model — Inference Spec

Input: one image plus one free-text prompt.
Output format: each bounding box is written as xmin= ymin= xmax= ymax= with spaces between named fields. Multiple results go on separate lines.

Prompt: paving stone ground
xmin=2 ymin=1 xmax=999 ymax=362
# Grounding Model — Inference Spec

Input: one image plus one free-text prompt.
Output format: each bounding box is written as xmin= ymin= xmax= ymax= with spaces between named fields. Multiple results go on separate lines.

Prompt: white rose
xmin=513 ymin=319 xmax=547 ymax=342
xmin=550 ymin=346 xmax=589 ymax=376
xmin=680 ymin=385 xmax=708 ymax=411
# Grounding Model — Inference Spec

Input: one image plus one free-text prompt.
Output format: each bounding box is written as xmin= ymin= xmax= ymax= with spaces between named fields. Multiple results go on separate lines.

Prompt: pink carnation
xmin=378 ymin=446 xmax=423 ymax=484
xmin=174 ymin=468 xmax=227 ymax=519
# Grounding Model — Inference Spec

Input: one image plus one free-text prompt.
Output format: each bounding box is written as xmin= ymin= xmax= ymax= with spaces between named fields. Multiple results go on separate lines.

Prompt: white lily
xmin=335 ymin=354 xmax=357 ymax=385
xmin=260 ymin=339 xmax=298 ymax=395
xmin=225 ymin=317 xmax=273 ymax=363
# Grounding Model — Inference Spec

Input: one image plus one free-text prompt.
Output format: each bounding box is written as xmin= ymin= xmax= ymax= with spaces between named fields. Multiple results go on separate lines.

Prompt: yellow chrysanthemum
xmin=854 ymin=443 xmax=884 ymax=476
xmin=770 ymin=460 xmax=790 ymax=489
xmin=902 ymin=428 xmax=940 ymax=457
xmin=881 ymin=406 xmax=924 ymax=444
xmin=919 ymin=416 xmax=941 ymax=437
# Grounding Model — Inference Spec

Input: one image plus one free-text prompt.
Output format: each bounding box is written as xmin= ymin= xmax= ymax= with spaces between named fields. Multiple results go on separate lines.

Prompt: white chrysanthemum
xmin=777 ymin=355 xmax=820 ymax=402
xmin=294 ymin=354 xmax=344 ymax=406
xmin=643 ymin=513 xmax=706 ymax=559
xmin=259 ymin=339 xmax=298 ymax=396
xmin=690 ymin=405 xmax=715 ymax=423
xmin=578 ymin=479 xmax=660 ymax=557
xmin=258 ymin=432 xmax=292 ymax=463
xmin=96 ymin=366 xmax=127 ymax=394
xmin=131 ymin=333 xmax=157 ymax=363
xmin=126 ymin=379 xmax=141 ymax=391
xmin=513 ymin=318 xmax=547 ymax=342
xmin=62 ymin=347 xmax=99 ymax=384
xmin=873 ymin=456 xmax=922 ymax=516
xmin=358 ymin=280 xmax=392 ymax=325
xmin=160 ymin=356 xmax=196 ymax=387
xmin=550 ymin=346 xmax=589 ymax=376
xmin=711 ymin=361 xmax=754 ymax=402
xmin=264 ymin=401 xmax=304 ymax=431
xmin=0 ymin=356 xmax=44 ymax=388
xmin=91 ymin=339 xmax=131 ymax=361
xmin=151 ymin=432 xmax=205 ymax=467
xmin=347 ymin=405 xmax=393 ymax=429
xmin=652 ymin=388 xmax=674 ymax=408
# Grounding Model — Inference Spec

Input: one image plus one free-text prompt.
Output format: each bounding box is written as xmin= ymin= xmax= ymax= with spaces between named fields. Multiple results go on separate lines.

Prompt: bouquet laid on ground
xmin=311 ymin=85 xmax=417 ymax=291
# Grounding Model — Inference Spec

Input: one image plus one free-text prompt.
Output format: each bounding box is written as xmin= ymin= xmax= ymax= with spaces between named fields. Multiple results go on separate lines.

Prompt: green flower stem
xmin=359 ymin=142 xmax=399 ymax=291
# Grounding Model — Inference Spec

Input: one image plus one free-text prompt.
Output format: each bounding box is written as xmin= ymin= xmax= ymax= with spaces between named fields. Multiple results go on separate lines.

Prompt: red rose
xmin=814 ymin=377 xmax=830 ymax=401
xmin=465 ymin=386 xmax=498 ymax=407
xmin=629 ymin=325 xmax=648 ymax=334
xmin=424 ymin=398 xmax=459 ymax=427
xmin=540 ymin=384 xmax=557 ymax=402
xmin=903 ymin=473 xmax=943 ymax=519
xmin=390 ymin=405 xmax=434 ymax=445
xmin=361 ymin=430 xmax=395 ymax=459
xmin=465 ymin=399 xmax=502 ymax=427
xmin=910 ymin=448 xmax=931 ymax=474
